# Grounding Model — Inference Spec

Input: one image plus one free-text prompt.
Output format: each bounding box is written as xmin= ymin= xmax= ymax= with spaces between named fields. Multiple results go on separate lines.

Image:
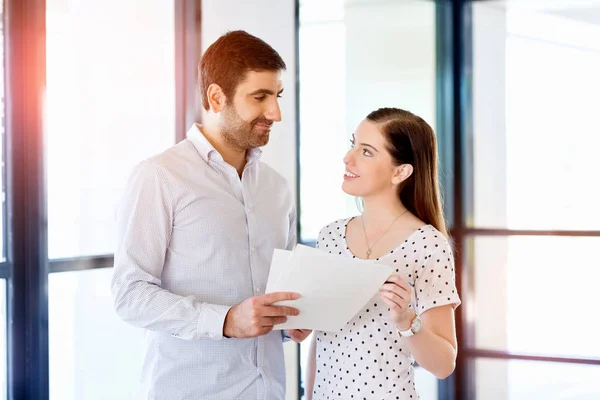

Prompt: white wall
xmin=201 ymin=1 xmax=299 ymax=399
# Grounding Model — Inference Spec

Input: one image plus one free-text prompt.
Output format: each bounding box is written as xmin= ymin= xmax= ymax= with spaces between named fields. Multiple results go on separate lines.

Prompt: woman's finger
xmin=380 ymin=291 xmax=407 ymax=310
xmin=385 ymin=274 xmax=412 ymax=292
xmin=380 ymin=283 xmax=410 ymax=298
xmin=379 ymin=290 xmax=411 ymax=304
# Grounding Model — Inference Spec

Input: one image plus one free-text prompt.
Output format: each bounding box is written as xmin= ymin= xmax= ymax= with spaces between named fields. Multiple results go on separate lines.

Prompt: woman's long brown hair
xmin=366 ymin=107 xmax=448 ymax=237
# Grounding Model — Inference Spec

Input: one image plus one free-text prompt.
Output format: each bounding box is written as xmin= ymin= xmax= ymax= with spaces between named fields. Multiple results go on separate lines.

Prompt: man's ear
xmin=207 ymin=83 xmax=226 ymax=113
xmin=391 ymin=164 xmax=414 ymax=185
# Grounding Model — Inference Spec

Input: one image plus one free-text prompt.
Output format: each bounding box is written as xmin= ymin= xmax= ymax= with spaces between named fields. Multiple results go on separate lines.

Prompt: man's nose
xmin=265 ymin=100 xmax=282 ymax=122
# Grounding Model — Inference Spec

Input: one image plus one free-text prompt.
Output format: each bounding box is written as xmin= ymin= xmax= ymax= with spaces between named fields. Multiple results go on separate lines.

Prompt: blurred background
xmin=2 ymin=0 xmax=599 ymax=399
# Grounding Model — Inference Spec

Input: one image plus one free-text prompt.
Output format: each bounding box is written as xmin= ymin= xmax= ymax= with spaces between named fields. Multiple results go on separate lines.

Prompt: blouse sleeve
xmin=413 ymin=235 xmax=461 ymax=315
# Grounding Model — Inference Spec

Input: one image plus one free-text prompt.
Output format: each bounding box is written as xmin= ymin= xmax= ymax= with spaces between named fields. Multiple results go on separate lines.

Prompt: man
xmin=112 ymin=30 xmax=311 ymax=400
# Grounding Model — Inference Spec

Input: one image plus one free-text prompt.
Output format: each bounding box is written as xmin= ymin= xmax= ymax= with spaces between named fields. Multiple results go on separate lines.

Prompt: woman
xmin=305 ymin=107 xmax=461 ymax=399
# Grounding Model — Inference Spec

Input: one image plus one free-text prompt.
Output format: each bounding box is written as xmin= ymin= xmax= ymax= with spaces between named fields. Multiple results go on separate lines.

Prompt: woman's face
xmin=342 ymin=119 xmax=402 ymax=198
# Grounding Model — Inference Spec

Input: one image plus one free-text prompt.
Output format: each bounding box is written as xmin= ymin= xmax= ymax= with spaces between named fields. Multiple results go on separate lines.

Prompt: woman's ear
xmin=391 ymin=164 xmax=414 ymax=185
xmin=206 ymin=83 xmax=226 ymax=113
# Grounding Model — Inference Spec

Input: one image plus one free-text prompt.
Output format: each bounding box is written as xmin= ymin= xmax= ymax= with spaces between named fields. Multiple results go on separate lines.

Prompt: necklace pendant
xmin=366 ymin=249 xmax=372 ymax=258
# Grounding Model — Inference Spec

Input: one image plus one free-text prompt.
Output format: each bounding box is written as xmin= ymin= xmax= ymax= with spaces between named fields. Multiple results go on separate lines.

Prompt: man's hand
xmin=288 ymin=329 xmax=312 ymax=343
xmin=223 ymin=292 xmax=301 ymax=338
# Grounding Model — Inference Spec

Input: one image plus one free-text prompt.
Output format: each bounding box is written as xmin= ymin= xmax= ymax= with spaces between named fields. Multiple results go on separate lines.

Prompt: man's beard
xmin=221 ymin=104 xmax=272 ymax=151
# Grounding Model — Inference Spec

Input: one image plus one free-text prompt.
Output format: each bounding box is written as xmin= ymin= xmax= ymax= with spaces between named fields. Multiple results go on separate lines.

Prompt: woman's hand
xmin=288 ymin=329 xmax=312 ymax=343
xmin=380 ymin=274 xmax=414 ymax=328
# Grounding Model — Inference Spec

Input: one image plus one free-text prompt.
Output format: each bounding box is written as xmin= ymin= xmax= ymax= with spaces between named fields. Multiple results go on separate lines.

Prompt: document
xmin=267 ymin=244 xmax=393 ymax=332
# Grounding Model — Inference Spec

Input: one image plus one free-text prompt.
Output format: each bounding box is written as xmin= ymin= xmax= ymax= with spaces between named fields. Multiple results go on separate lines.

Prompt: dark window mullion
xmin=452 ymin=0 xmax=473 ymax=399
xmin=465 ymin=229 xmax=600 ymax=237
xmin=174 ymin=0 xmax=202 ymax=143
xmin=5 ymin=0 xmax=48 ymax=399
xmin=463 ymin=349 xmax=600 ymax=366
xmin=48 ymin=255 xmax=114 ymax=274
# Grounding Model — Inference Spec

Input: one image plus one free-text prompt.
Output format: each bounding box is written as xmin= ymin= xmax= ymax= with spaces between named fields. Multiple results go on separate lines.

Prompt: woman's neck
xmin=361 ymin=194 xmax=407 ymax=228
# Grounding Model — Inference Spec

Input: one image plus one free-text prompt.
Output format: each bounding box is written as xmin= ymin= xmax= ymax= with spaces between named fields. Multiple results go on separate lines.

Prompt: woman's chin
xmin=341 ymin=181 xmax=362 ymax=197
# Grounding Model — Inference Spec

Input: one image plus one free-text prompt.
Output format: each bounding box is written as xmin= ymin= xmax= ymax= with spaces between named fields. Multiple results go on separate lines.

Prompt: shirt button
xmin=251 ymin=246 xmax=256 ymax=253
xmin=255 ymin=287 xmax=261 ymax=293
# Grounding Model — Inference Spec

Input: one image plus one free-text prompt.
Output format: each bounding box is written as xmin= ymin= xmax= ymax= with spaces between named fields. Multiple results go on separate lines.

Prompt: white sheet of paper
xmin=267 ymin=244 xmax=393 ymax=332
xmin=265 ymin=249 xmax=292 ymax=293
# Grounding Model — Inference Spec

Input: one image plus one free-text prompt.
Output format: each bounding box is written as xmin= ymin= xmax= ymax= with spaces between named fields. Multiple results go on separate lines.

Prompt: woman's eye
xmin=363 ymin=149 xmax=372 ymax=157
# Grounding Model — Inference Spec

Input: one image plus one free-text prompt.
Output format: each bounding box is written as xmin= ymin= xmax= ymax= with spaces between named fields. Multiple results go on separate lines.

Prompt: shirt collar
xmin=186 ymin=123 xmax=263 ymax=165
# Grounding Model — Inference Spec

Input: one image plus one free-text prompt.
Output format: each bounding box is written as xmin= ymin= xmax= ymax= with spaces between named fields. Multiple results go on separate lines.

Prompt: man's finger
xmin=261 ymin=292 xmax=301 ymax=305
xmin=262 ymin=316 xmax=287 ymax=326
xmin=262 ymin=305 xmax=300 ymax=317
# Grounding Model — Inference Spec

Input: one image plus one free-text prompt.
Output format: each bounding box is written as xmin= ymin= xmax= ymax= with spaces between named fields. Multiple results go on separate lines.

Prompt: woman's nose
xmin=343 ymin=150 xmax=353 ymax=165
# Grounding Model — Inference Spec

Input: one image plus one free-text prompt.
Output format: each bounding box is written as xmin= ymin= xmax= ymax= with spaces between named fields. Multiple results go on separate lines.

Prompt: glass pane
xmin=49 ymin=269 xmax=145 ymax=400
xmin=471 ymin=2 xmax=600 ymax=230
xmin=471 ymin=236 xmax=600 ymax=359
xmin=0 ymin=280 xmax=6 ymax=400
xmin=298 ymin=0 xmax=437 ymax=242
xmin=46 ymin=0 xmax=176 ymax=259
xmin=474 ymin=357 xmax=600 ymax=400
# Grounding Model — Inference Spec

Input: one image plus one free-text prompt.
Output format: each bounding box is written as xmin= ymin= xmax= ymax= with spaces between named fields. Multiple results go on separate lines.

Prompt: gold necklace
xmin=360 ymin=210 xmax=409 ymax=259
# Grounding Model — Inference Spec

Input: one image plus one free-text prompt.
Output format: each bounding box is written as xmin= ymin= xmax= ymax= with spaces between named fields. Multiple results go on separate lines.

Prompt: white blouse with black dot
xmin=312 ymin=218 xmax=461 ymax=400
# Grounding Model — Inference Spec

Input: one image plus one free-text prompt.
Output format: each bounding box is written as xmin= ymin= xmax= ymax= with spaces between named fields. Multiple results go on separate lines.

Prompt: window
xmin=46 ymin=0 xmax=176 ymax=259
xmin=464 ymin=1 xmax=600 ymax=398
xmin=45 ymin=1 xmax=175 ymax=398
xmin=49 ymin=270 xmax=145 ymax=400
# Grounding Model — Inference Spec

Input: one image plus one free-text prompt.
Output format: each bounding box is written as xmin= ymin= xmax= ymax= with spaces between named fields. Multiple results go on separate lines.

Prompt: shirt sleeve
xmin=111 ymin=161 xmax=231 ymax=341
xmin=413 ymin=236 xmax=461 ymax=315
xmin=286 ymin=205 xmax=297 ymax=251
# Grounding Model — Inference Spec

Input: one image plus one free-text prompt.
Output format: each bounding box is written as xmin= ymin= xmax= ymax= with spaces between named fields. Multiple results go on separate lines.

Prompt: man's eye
xmin=277 ymin=94 xmax=282 ymax=99
xmin=255 ymin=96 xmax=266 ymax=101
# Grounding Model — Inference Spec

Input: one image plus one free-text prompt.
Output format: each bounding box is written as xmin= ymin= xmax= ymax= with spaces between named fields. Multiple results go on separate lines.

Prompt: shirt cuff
xmin=197 ymin=304 xmax=232 ymax=340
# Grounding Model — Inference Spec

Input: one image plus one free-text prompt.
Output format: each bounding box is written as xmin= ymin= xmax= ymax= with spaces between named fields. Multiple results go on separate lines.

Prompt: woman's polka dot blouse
xmin=311 ymin=218 xmax=461 ymax=400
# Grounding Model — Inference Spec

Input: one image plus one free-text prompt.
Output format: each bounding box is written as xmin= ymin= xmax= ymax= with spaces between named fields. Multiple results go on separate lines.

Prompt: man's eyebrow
xmin=248 ymin=88 xmax=284 ymax=96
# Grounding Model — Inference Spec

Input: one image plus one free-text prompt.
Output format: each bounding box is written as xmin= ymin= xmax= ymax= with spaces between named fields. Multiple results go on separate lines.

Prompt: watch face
xmin=412 ymin=316 xmax=422 ymax=333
